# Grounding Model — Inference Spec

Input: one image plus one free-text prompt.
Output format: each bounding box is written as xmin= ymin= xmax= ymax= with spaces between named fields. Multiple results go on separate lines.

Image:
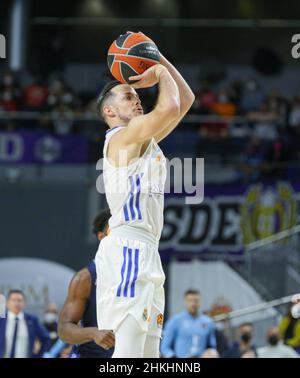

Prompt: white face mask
xmin=44 ymin=312 xmax=58 ymax=324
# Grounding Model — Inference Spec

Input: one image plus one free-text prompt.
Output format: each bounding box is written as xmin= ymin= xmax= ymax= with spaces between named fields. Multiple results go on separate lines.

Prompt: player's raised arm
xmin=119 ymin=63 xmax=180 ymax=145
xmin=154 ymin=53 xmax=195 ymax=142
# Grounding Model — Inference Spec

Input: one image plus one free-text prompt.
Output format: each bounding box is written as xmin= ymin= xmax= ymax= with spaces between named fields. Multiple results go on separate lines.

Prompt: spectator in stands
xmin=43 ymin=303 xmax=59 ymax=349
xmin=247 ymin=102 xmax=279 ymax=141
xmin=214 ymin=323 xmax=229 ymax=357
xmin=0 ymin=72 xmax=21 ymax=112
xmin=257 ymin=326 xmax=299 ymax=358
xmin=52 ymin=104 xmax=74 ymax=135
xmin=0 ymin=290 xmax=50 ymax=358
xmin=267 ymin=89 xmax=289 ymax=124
xmin=279 ymin=301 xmax=300 ymax=354
xmin=192 ymin=80 xmax=216 ymax=115
xmin=160 ymin=289 xmax=216 ymax=358
xmin=289 ymin=95 xmax=300 ymax=139
xmin=23 ymin=75 xmax=48 ymax=111
xmin=211 ymin=89 xmax=237 ymax=118
xmin=240 ymin=78 xmax=265 ymax=113
xmin=224 ymin=322 xmax=257 ymax=358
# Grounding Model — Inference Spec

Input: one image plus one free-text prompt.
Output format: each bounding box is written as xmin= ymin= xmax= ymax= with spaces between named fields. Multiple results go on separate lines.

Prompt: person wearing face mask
xmin=224 ymin=322 xmax=257 ymax=358
xmin=43 ymin=303 xmax=59 ymax=348
xmin=278 ymin=299 xmax=300 ymax=354
xmin=257 ymin=327 xmax=299 ymax=358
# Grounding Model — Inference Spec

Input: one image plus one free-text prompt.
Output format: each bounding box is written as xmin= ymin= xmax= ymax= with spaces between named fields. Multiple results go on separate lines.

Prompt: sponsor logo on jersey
xmin=143 ymin=308 xmax=148 ymax=321
xmin=157 ymin=313 xmax=164 ymax=328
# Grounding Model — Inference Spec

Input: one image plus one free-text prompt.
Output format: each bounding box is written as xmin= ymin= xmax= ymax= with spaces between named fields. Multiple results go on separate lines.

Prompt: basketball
xmin=107 ymin=32 xmax=160 ymax=84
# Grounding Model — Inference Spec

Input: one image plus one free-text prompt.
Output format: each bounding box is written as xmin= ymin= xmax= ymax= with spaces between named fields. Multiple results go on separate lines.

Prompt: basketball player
xmin=58 ymin=209 xmax=115 ymax=358
xmin=95 ymin=31 xmax=194 ymax=358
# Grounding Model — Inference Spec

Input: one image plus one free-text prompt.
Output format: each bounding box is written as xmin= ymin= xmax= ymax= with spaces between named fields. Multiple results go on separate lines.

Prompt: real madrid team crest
xmin=143 ymin=308 xmax=148 ymax=321
xmin=240 ymin=182 xmax=297 ymax=244
xmin=157 ymin=313 xmax=164 ymax=328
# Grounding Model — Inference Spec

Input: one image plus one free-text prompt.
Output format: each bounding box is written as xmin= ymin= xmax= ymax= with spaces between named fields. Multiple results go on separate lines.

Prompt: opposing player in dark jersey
xmin=58 ymin=209 xmax=115 ymax=358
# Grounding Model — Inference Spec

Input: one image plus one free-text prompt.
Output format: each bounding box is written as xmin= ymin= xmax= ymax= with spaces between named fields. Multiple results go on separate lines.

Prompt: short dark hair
xmin=96 ymin=80 xmax=120 ymax=120
xmin=7 ymin=289 xmax=26 ymax=300
xmin=184 ymin=289 xmax=200 ymax=297
xmin=92 ymin=208 xmax=111 ymax=234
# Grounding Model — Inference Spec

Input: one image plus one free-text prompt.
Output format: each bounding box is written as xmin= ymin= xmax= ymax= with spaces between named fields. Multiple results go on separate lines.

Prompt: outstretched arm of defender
xmin=58 ymin=269 xmax=115 ymax=349
xmin=119 ymin=64 xmax=180 ymax=145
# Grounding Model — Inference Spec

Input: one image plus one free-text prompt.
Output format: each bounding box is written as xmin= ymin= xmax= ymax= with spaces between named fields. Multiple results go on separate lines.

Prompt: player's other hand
xmin=129 ymin=64 xmax=166 ymax=89
xmin=93 ymin=329 xmax=115 ymax=349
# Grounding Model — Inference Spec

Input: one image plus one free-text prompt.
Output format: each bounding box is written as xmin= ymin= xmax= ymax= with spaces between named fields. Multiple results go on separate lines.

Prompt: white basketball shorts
xmin=95 ymin=226 xmax=165 ymax=337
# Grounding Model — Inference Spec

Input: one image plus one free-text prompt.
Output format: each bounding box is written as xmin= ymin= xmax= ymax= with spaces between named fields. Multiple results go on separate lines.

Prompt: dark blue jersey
xmin=71 ymin=261 xmax=114 ymax=358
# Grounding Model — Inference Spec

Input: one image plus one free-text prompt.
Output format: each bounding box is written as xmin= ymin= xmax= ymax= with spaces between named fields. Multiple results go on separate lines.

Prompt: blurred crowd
xmin=1 ymin=70 xmax=300 ymax=181
xmin=1 ymin=288 xmax=299 ymax=358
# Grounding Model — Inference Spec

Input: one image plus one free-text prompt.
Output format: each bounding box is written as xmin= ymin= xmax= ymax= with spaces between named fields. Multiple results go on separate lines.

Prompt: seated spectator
xmin=23 ymin=75 xmax=48 ymax=111
xmin=247 ymin=103 xmax=279 ymax=141
xmin=258 ymin=326 xmax=299 ymax=358
xmin=267 ymin=89 xmax=289 ymax=122
xmin=240 ymin=78 xmax=265 ymax=113
xmin=193 ymin=80 xmax=216 ymax=115
xmin=52 ymin=104 xmax=74 ymax=135
xmin=279 ymin=301 xmax=300 ymax=354
xmin=0 ymin=72 xmax=21 ymax=112
xmin=160 ymin=289 xmax=216 ymax=358
xmin=224 ymin=322 xmax=257 ymax=358
xmin=43 ymin=303 xmax=59 ymax=349
xmin=289 ymin=96 xmax=300 ymax=134
xmin=211 ymin=89 xmax=237 ymax=118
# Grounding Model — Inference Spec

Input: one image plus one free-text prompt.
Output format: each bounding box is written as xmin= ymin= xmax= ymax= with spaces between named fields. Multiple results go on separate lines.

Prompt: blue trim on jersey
xmin=117 ymin=246 xmax=127 ymax=297
xmin=129 ymin=176 xmax=136 ymax=219
xmin=123 ymin=173 xmax=144 ymax=222
xmin=135 ymin=174 xmax=143 ymax=220
xmin=123 ymin=248 xmax=132 ymax=297
xmin=130 ymin=249 xmax=139 ymax=297
xmin=123 ymin=203 xmax=129 ymax=221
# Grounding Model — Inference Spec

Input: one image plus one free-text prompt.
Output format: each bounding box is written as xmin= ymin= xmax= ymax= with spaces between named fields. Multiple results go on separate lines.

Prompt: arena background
xmin=0 ymin=0 xmax=300 ymax=357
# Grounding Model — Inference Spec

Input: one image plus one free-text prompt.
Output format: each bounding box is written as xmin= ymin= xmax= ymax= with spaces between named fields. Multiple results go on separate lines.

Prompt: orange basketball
xmin=107 ymin=32 xmax=160 ymax=84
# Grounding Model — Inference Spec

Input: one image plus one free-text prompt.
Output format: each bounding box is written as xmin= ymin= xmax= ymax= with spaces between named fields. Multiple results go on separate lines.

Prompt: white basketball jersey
xmin=103 ymin=126 xmax=167 ymax=240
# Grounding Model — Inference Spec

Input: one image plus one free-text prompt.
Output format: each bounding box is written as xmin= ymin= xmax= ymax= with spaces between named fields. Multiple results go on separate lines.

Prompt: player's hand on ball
xmin=129 ymin=64 xmax=166 ymax=89
xmin=93 ymin=330 xmax=115 ymax=349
